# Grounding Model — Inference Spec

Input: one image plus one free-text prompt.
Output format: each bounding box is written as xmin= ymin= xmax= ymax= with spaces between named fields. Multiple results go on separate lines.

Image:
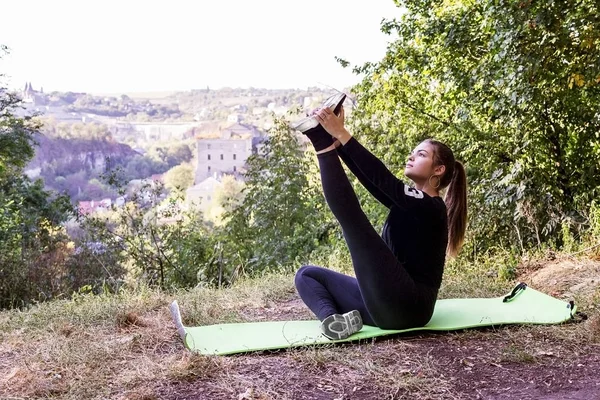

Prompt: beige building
xmin=194 ymin=123 xmax=265 ymax=183
xmin=186 ymin=176 xmax=222 ymax=210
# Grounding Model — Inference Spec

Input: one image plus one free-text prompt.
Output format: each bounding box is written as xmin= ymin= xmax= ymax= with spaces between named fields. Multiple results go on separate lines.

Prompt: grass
xmin=0 ymin=273 xmax=299 ymax=400
xmin=1 ymin=253 xmax=599 ymax=399
xmin=499 ymin=343 xmax=536 ymax=364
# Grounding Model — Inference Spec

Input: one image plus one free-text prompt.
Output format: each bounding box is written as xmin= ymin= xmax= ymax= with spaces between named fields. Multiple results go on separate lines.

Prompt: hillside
xmin=28 ymin=133 xmax=140 ymax=172
xmin=1 ymin=254 xmax=599 ymax=400
xmin=23 ymin=133 xmax=142 ymax=201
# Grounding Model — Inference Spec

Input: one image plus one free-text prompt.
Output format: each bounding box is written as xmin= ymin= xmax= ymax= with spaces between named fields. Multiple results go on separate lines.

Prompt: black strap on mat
xmin=502 ymin=282 xmax=528 ymax=303
xmin=568 ymin=300 xmax=588 ymax=322
xmin=501 ymin=283 xmax=587 ymax=321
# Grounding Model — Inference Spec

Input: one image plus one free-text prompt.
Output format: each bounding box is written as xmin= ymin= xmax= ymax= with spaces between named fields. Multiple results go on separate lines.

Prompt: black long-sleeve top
xmin=337 ymin=137 xmax=448 ymax=289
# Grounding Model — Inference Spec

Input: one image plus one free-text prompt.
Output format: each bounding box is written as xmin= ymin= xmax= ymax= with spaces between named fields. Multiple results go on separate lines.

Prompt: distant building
xmin=227 ymin=113 xmax=243 ymax=123
xmin=186 ymin=176 xmax=222 ymax=210
xmin=21 ymin=82 xmax=46 ymax=106
xmin=194 ymin=123 xmax=265 ymax=183
xmin=113 ymin=122 xmax=200 ymax=142
xmin=265 ymin=102 xmax=289 ymax=116
xmin=77 ymin=198 xmax=112 ymax=215
xmin=231 ymin=104 xmax=248 ymax=113
xmin=252 ymin=107 xmax=268 ymax=116
xmin=115 ymin=196 xmax=127 ymax=207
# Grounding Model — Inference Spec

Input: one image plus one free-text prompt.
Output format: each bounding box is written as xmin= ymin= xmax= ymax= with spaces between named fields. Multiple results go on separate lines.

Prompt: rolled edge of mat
xmin=169 ymin=300 xmax=188 ymax=344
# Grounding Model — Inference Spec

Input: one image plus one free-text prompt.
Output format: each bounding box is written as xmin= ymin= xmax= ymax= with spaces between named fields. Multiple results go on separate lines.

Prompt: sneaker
xmin=291 ymin=93 xmax=347 ymax=133
xmin=320 ymin=309 xmax=363 ymax=340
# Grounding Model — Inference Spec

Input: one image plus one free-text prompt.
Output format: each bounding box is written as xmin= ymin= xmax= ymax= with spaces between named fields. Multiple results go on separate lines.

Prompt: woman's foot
xmin=320 ymin=309 xmax=363 ymax=340
xmin=291 ymin=93 xmax=347 ymax=133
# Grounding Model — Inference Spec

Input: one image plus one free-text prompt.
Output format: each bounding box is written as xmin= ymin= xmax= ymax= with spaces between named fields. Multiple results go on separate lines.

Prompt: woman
xmin=293 ymin=94 xmax=467 ymax=340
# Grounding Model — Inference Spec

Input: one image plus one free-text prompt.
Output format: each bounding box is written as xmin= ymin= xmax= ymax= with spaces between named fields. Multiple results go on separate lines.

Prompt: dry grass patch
xmin=1 ymin=311 xmax=181 ymax=399
xmin=0 ymin=273 xmax=298 ymax=400
xmin=286 ymin=340 xmax=457 ymax=399
xmin=585 ymin=312 xmax=600 ymax=343
xmin=499 ymin=343 xmax=536 ymax=363
xmin=517 ymin=256 xmax=600 ymax=306
xmin=168 ymin=353 xmax=226 ymax=381
xmin=177 ymin=273 xmax=296 ymax=326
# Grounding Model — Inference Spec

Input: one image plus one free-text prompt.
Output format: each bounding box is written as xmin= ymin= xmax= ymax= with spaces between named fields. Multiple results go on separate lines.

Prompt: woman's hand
xmin=315 ymin=106 xmax=352 ymax=145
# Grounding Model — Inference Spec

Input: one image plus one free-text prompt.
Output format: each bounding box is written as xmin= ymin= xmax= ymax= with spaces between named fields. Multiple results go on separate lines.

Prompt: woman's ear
xmin=434 ymin=165 xmax=446 ymax=176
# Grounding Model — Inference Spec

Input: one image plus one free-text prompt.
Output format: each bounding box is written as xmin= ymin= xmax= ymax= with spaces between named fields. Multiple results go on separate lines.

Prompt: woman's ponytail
xmin=445 ymin=161 xmax=467 ymax=257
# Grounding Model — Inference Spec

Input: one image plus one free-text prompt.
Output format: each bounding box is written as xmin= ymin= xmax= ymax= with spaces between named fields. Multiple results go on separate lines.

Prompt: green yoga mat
xmin=169 ymin=283 xmax=576 ymax=356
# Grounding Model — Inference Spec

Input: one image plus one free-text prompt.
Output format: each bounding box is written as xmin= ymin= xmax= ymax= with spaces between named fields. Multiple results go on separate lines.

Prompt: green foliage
xmin=561 ymin=222 xmax=576 ymax=253
xmin=147 ymin=143 xmax=193 ymax=169
xmin=80 ymin=177 xmax=214 ymax=290
xmin=0 ymin=167 xmax=74 ymax=308
xmin=0 ymin=62 xmax=75 ymax=308
xmin=124 ymin=154 xmax=168 ymax=181
xmin=201 ymin=174 xmax=246 ymax=227
xmin=350 ymin=0 xmax=600 ymax=254
xmin=589 ymin=201 xmax=600 ymax=244
xmin=217 ymin=117 xmax=336 ymax=276
xmin=0 ymin=91 xmax=38 ymax=177
xmin=169 ymin=144 xmax=194 ymax=165
xmin=164 ymin=163 xmax=194 ymax=192
xmin=213 ymin=174 xmax=245 ymax=214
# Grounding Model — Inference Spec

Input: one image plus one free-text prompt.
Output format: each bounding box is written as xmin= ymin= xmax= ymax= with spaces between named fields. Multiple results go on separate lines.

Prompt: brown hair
xmin=425 ymin=139 xmax=468 ymax=257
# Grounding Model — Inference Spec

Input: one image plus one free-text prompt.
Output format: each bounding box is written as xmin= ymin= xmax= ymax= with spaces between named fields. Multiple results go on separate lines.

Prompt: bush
xmin=79 ymin=177 xmax=216 ymax=289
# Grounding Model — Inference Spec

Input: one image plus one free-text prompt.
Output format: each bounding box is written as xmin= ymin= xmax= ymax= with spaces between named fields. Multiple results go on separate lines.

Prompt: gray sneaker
xmin=320 ymin=310 xmax=363 ymax=340
xmin=291 ymin=93 xmax=347 ymax=133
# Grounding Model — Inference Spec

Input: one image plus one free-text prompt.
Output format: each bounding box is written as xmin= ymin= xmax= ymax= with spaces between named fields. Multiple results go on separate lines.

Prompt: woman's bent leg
xmin=294 ymin=265 xmax=375 ymax=326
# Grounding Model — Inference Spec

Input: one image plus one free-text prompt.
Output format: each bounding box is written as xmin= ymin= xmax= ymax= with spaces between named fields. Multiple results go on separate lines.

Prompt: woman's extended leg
xmin=316 ymin=150 xmax=432 ymax=329
xmin=295 ymin=265 xmax=376 ymax=326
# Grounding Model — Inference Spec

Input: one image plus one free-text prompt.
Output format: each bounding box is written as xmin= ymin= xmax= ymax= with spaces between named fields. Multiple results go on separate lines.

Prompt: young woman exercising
xmin=293 ymin=95 xmax=467 ymax=339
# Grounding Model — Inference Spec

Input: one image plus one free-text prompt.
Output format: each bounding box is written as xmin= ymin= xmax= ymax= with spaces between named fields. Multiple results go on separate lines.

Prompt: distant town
xmin=18 ymin=82 xmax=345 ymax=217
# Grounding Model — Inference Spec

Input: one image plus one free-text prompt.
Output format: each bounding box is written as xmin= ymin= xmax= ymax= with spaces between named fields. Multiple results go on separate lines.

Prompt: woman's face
xmin=404 ymin=142 xmax=438 ymax=183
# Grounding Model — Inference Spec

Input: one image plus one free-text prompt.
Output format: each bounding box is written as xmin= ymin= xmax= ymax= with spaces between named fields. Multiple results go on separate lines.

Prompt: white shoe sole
xmin=291 ymin=93 xmax=347 ymax=133
xmin=320 ymin=310 xmax=363 ymax=340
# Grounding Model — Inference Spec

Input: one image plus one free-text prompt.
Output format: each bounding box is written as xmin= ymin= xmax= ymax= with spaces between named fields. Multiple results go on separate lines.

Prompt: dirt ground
xmin=153 ymin=301 xmax=600 ymax=399
xmin=152 ymin=333 xmax=600 ymax=400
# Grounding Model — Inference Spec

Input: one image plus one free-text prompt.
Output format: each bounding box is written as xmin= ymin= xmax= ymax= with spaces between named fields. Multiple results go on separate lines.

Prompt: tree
xmin=124 ymin=155 xmax=166 ymax=180
xmin=0 ymin=72 xmax=37 ymax=177
xmin=203 ymin=174 xmax=246 ymax=226
xmin=167 ymin=144 xmax=193 ymax=166
xmin=79 ymin=180 xmax=214 ymax=289
xmin=348 ymin=0 xmax=600 ymax=252
xmin=214 ymin=174 xmax=245 ymax=213
xmin=164 ymin=163 xmax=194 ymax=192
xmin=1 ymin=46 xmax=74 ymax=308
xmin=218 ymin=117 xmax=335 ymax=274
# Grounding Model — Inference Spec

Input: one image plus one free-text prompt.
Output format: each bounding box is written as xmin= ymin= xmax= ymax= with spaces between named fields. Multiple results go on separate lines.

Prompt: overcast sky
xmin=0 ymin=0 xmax=402 ymax=94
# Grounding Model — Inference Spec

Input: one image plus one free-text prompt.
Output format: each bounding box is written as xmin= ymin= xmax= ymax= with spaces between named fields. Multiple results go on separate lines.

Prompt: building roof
xmin=222 ymin=123 xmax=263 ymax=138
xmin=187 ymin=176 xmax=222 ymax=192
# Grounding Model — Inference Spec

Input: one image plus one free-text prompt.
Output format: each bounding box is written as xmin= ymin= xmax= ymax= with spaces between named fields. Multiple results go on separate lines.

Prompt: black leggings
xmin=295 ymin=150 xmax=437 ymax=329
